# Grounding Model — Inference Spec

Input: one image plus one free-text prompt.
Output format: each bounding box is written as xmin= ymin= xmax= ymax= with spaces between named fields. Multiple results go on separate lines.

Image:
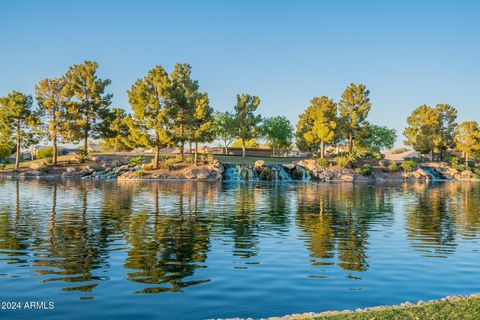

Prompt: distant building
xmin=383 ymin=149 xmax=420 ymax=161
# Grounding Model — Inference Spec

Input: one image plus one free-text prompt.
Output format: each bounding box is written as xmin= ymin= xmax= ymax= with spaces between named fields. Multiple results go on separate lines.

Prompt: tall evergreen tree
xmin=190 ymin=93 xmax=214 ymax=166
xmin=404 ymin=104 xmax=441 ymax=160
xmin=0 ymin=91 xmax=39 ymax=170
xmin=435 ymin=104 xmax=457 ymax=158
xmin=126 ymin=65 xmax=173 ymax=168
xmin=170 ymin=63 xmax=198 ymax=159
xmin=338 ymin=83 xmax=372 ymax=153
xmin=296 ymin=96 xmax=337 ymax=158
xmin=35 ymin=77 xmax=72 ymax=165
xmin=64 ymin=61 xmax=112 ymax=153
xmin=100 ymin=107 xmax=132 ymax=152
xmin=454 ymin=121 xmax=480 ymax=164
xmin=233 ymin=94 xmax=262 ymax=157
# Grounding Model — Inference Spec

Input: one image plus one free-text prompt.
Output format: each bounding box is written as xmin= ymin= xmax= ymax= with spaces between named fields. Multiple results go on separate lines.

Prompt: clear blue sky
xmin=1 ymin=0 xmax=479 ymax=146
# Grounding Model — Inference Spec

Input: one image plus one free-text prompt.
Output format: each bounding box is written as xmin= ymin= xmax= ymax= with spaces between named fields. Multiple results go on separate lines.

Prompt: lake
xmin=0 ymin=179 xmax=479 ymax=319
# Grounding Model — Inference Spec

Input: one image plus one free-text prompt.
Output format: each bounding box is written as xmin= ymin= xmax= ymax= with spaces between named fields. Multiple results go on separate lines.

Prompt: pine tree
xmin=64 ymin=61 xmax=112 ymax=153
xmin=126 ymin=65 xmax=173 ymax=168
xmin=0 ymin=91 xmax=39 ymax=170
xmin=338 ymin=83 xmax=372 ymax=153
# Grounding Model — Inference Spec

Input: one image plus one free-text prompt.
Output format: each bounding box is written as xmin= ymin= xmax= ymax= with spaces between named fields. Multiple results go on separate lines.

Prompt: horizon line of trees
xmin=1 ymin=60 xmax=479 ymax=170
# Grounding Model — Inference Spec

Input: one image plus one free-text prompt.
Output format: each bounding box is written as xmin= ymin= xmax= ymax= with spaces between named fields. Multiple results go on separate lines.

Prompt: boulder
xmin=412 ymin=171 xmax=423 ymax=179
xmin=29 ymin=161 xmax=47 ymax=171
xmin=254 ymin=160 xmax=265 ymax=170
xmin=65 ymin=167 xmax=77 ymax=173
xmin=416 ymin=168 xmax=428 ymax=177
xmin=184 ymin=169 xmax=197 ymax=179
xmin=340 ymin=174 xmax=354 ymax=182
xmin=196 ymin=172 xmax=210 ymax=180
xmin=282 ymin=163 xmax=296 ymax=170
xmin=461 ymin=170 xmax=473 ymax=176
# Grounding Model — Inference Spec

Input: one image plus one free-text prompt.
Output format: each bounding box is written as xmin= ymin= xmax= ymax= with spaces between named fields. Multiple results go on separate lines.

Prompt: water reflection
xmin=296 ymin=184 xmax=395 ymax=272
xmin=0 ymin=180 xmax=480 ymax=300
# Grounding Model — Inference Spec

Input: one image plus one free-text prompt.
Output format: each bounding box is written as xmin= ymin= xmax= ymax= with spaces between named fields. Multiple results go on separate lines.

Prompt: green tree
xmin=100 ymin=108 xmax=132 ymax=152
xmin=213 ymin=111 xmax=236 ymax=154
xmin=233 ymin=94 xmax=262 ymax=157
xmin=0 ymin=91 xmax=39 ymax=170
xmin=297 ymin=96 xmax=337 ymax=158
xmin=170 ymin=63 xmax=198 ymax=159
xmin=359 ymin=125 xmax=397 ymax=153
xmin=35 ymin=77 xmax=72 ymax=165
xmin=190 ymin=93 xmax=215 ymax=166
xmin=232 ymin=138 xmax=258 ymax=148
xmin=404 ymin=105 xmax=441 ymax=160
xmin=435 ymin=104 xmax=457 ymax=158
xmin=260 ymin=116 xmax=293 ymax=156
xmin=338 ymin=83 xmax=372 ymax=153
xmin=126 ymin=65 xmax=173 ymax=169
xmin=454 ymin=121 xmax=480 ymax=164
xmin=64 ymin=61 xmax=112 ymax=153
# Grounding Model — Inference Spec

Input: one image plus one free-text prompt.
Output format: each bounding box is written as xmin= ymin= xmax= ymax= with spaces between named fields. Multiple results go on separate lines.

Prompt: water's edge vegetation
xmin=269 ymin=294 xmax=480 ymax=320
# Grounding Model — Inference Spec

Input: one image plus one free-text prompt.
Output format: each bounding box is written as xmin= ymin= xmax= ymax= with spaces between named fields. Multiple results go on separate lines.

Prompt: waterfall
xmin=223 ymin=164 xmax=259 ymax=181
xmin=295 ymin=166 xmax=312 ymax=181
xmin=271 ymin=165 xmax=292 ymax=181
xmin=222 ymin=163 xmax=311 ymax=182
xmin=421 ymin=166 xmax=443 ymax=180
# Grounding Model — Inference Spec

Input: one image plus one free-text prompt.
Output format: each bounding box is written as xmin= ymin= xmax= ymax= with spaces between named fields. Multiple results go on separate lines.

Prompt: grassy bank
xmin=292 ymin=295 xmax=480 ymax=320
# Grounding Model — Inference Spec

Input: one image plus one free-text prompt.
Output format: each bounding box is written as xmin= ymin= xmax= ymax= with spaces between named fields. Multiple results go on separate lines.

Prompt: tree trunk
xmin=189 ymin=142 xmax=193 ymax=154
xmin=15 ymin=139 xmax=21 ymax=171
xmin=180 ymin=142 xmax=184 ymax=160
xmin=153 ymin=146 xmax=160 ymax=169
xmin=320 ymin=140 xmax=325 ymax=159
xmin=15 ymin=120 xmax=20 ymax=171
xmin=194 ymin=142 xmax=198 ymax=166
xmin=430 ymin=150 xmax=434 ymax=162
xmin=242 ymin=138 xmax=246 ymax=158
xmin=83 ymin=127 xmax=89 ymax=155
xmin=53 ymin=134 xmax=58 ymax=166
xmin=466 ymin=153 xmax=469 ymax=167
xmin=348 ymin=132 xmax=353 ymax=154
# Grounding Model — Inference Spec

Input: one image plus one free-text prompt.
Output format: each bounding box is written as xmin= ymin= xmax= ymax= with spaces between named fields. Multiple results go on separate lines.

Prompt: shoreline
xmin=224 ymin=293 xmax=480 ymax=320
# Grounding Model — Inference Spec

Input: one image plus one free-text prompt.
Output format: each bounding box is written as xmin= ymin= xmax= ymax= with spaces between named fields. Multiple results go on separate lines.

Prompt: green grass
xmin=213 ymin=155 xmax=304 ymax=165
xmin=310 ymin=295 xmax=480 ymax=320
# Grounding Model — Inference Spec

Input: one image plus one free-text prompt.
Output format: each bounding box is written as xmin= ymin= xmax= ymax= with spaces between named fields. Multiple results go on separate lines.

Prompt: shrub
xmin=128 ymin=156 xmax=145 ymax=167
xmin=45 ymin=157 xmax=53 ymax=164
xmin=0 ymin=164 xmax=5 ymax=170
xmin=335 ymin=156 xmax=350 ymax=168
xmin=36 ymin=147 xmax=56 ymax=159
xmin=355 ymin=164 xmax=373 ymax=176
xmin=143 ymin=163 xmax=154 ymax=171
xmin=387 ymin=162 xmax=399 ymax=172
xmin=401 ymin=160 xmax=417 ymax=173
xmin=451 ymin=157 xmax=466 ymax=171
xmin=76 ymin=149 xmax=91 ymax=163
xmin=317 ymin=158 xmax=330 ymax=167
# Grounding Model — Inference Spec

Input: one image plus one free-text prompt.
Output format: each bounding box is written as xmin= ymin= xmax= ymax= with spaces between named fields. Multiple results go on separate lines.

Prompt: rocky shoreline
xmin=0 ymin=158 xmax=478 ymax=182
xmin=219 ymin=293 xmax=480 ymax=320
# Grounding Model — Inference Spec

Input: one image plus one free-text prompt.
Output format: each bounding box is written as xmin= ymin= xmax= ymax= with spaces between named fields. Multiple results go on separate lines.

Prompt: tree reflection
xmin=296 ymin=184 xmax=395 ymax=272
xmin=405 ymin=182 xmax=480 ymax=255
xmin=124 ymin=183 xmax=210 ymax=293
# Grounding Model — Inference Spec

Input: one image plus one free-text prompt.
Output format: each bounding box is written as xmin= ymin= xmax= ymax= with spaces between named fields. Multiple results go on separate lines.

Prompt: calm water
xmin=0 ymin=180 xmax=480 ymax=319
